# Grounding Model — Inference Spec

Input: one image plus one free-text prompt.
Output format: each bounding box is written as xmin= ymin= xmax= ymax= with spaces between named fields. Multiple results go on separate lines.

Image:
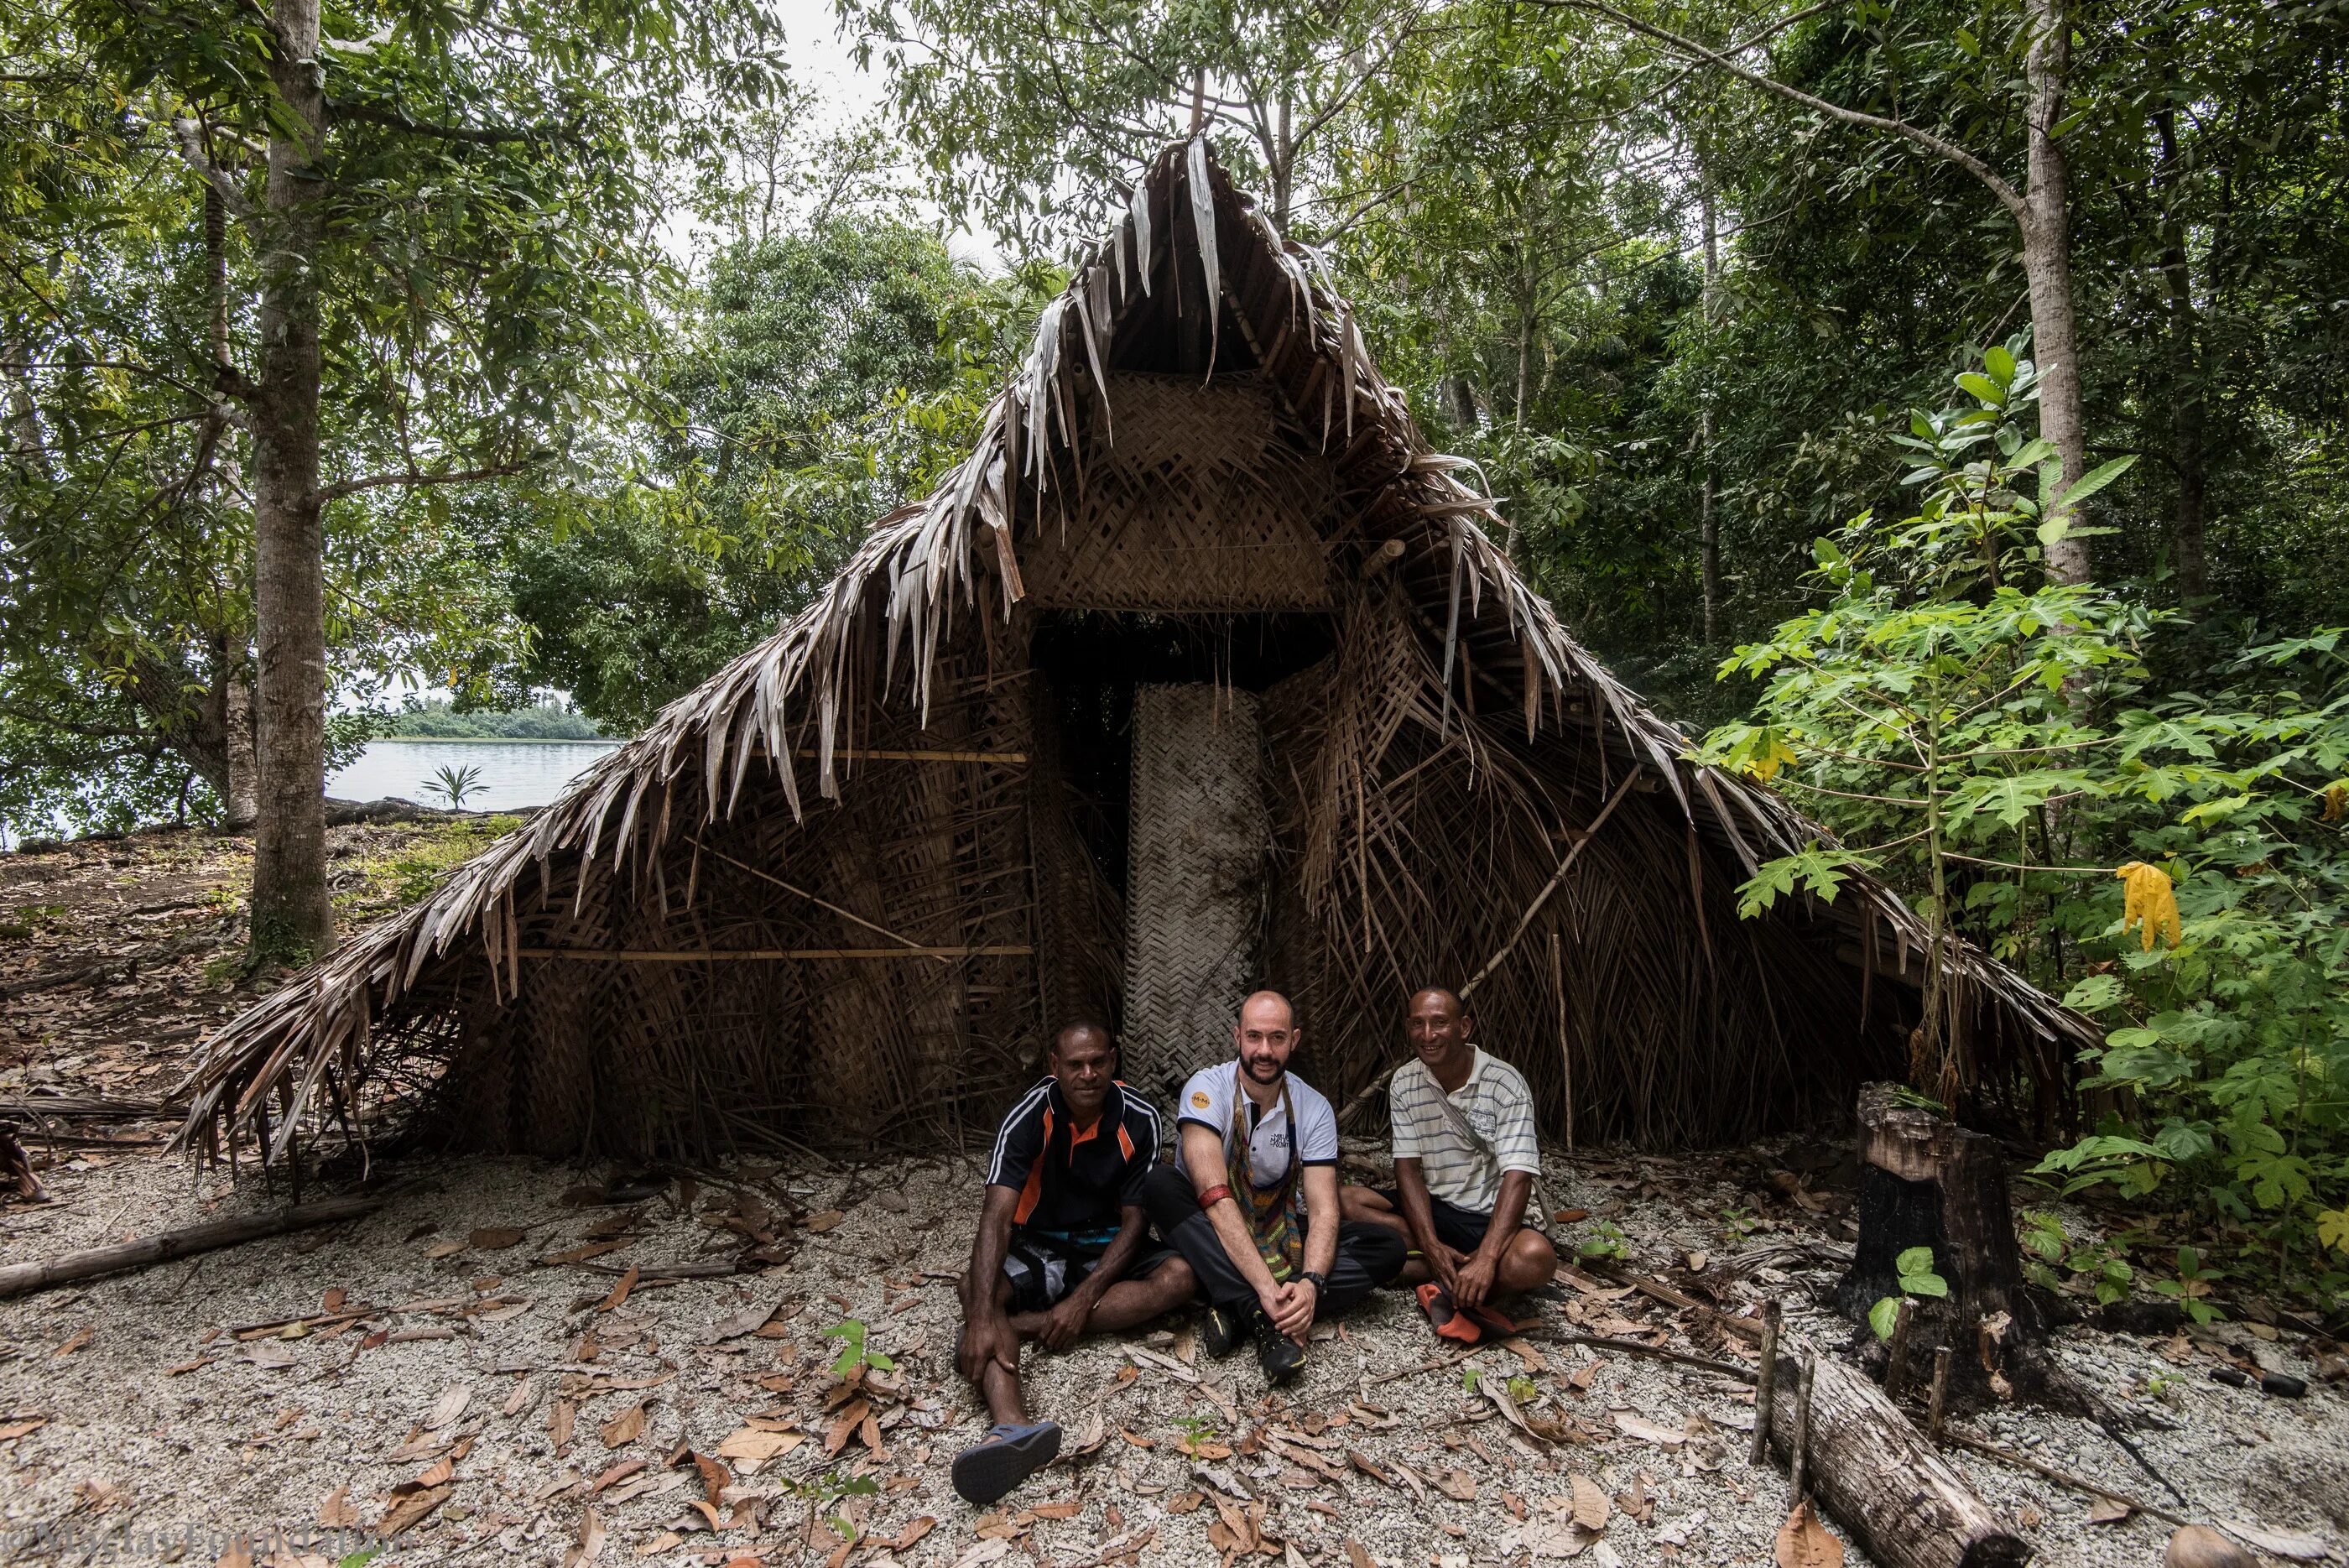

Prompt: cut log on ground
xmin=0 ymin=1193 xmax=383 ymax=1299
xmin=1836 ymin=1081 xmax=2035 ymax=1401
xmin=1767 ymin=1350 xmax=2029 ymax=1568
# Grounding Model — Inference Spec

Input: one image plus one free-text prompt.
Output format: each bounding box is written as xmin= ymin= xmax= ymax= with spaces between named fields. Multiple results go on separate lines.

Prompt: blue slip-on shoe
xmin=951 ymin=1420 xmax=1063 ymax=1505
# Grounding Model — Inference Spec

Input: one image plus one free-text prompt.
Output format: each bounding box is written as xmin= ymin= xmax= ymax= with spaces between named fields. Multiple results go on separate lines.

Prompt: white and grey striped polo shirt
xmin=1388 ymin=1046 xmax=1542 ymax=1213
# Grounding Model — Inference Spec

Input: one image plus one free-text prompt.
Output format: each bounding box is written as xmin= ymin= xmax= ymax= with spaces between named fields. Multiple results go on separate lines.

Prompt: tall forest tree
xmin=9 ymin=0 xmax=779 ymax=954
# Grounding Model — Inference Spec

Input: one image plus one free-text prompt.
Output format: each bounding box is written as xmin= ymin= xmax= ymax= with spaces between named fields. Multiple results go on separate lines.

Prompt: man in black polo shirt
xmin=953 ymin=1022 xmax=1195 ymax=1503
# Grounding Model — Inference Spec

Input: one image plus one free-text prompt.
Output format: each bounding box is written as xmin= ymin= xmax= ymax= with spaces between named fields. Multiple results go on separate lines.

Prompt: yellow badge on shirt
xmin=1190 ymin=1091 xmax=1211 ymax=1109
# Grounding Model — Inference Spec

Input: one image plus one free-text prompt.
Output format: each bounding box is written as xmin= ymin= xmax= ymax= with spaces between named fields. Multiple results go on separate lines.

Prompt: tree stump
xmin=1836 ymin=1082 xmax=2038 ymax=1402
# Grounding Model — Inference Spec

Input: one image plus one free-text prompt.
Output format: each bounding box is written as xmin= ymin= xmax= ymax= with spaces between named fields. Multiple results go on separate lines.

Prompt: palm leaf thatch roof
xmin=175 ymin=142 xmax=2096 ymax=1169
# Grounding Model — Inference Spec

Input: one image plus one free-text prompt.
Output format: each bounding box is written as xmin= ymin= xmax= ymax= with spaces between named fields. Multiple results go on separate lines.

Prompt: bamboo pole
xmin=794 ymin=748 xmax=1027 ymax=763
xmin=515 ymin=946 xmax=1035 ymax=961
xmin=1749 ymin=1299 xmax=1782 ymax=1466
xmin=1550 ymin=928 xmax=1574 ymax=1155
xmin=1461 ymin=764 xmax=1643 ymax=1000
xmin=686 ymin=838 xmax=952 ymax=966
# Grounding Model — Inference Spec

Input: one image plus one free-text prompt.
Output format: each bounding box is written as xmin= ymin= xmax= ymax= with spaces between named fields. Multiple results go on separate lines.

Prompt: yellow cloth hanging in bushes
xmin=2117 ymin=861 xmax=2183 ymax=951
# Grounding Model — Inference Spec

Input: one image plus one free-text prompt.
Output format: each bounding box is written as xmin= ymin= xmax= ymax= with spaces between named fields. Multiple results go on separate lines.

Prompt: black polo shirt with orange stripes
xmin=984 ymin=1078 xmax=1162 ymax=1249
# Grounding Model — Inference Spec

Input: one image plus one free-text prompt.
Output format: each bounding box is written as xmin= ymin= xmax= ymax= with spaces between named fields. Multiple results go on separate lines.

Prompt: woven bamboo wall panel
xmin=1018 ymin=373 xmax=1338 ymax=611
xmin=1122 ymin=683 xmax=1270 ymax=1101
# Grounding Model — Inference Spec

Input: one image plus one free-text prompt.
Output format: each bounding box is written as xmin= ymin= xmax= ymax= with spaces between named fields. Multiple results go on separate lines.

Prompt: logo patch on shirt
xmin=1190 ymin=1091 xmax=1211 ymax=1109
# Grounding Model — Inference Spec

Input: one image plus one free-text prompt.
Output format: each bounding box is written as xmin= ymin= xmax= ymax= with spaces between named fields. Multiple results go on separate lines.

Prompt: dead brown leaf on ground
xmin=561 ymin=1505 xmax=605 ymax=1567
xmin=598 ymin=1401 xmax=645 ymax=1448
xmin=1775 ymin=1500 xmax=1843 ymax=1568
xmin=423 ymin=1384 xmax=470 ymax=1431
xmin=1570 ymin=1473 xmax=1610 ymax=1531
xmin=378 ymin=1483 xmax=451 ymax=1536
xmin=715 ymin=1426 xmax=802 ymax=1463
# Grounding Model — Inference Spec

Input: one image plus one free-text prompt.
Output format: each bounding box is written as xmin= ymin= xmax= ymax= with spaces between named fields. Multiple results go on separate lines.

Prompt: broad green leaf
xmin=2052 ymin=455 xmax=2138 ymax=510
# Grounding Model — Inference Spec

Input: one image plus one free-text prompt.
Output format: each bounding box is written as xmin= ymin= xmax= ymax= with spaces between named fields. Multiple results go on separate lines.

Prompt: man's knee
xmin=1148 ymin=1254 xmax=1198 ymax=1305
xmin=1337 ymin=1184 xmax=1392 ymax=1223
xmin=1504 ymin=1227 xmax=1559 ymax=1289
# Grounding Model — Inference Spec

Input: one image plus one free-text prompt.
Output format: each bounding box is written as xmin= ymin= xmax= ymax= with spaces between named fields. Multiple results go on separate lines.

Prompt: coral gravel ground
xmin=3 ymin=827 xmax=2346 ymax=1567
xmin=3 ymin=1144 xmax=2344 ymax=1568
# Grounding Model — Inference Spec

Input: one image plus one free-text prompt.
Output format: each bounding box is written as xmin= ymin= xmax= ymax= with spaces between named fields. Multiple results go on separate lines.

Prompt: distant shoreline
xmin=367 ymin=735 xmax=624 ymax=746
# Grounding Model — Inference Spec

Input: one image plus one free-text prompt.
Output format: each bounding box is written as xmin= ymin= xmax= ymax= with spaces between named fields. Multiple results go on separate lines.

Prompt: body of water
xmin=328 ymin=738 xmax=623 ymax=813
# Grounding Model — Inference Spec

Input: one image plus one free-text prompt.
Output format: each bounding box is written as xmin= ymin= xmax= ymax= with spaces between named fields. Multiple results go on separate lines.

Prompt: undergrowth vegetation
xmin=330 ymin=817 xmax=528 ymax=925
xmin=1700 ymin=352 xmax=2349 ymax=1310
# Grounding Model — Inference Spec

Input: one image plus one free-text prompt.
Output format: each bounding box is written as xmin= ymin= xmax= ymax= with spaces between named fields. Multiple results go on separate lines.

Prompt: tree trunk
xmin=2154 ymin=110 xmax=2207 ymax=605
xmin=1698 ymin=157 xmax=1721 ymax=643
xmin=1443 ymin=374 xmax=1477 ymax=431
xmin=248 ymin=0 xmax=334 ymax=958
xmin=3 ymin=331 xmax=45 ymax=470
xmin=1766 ymin=1351 xmax=2029 ymax=1568
xmin=1837 ymin=1083 xmax=2038 ymax=1404
xmin=224 ymin=666 xmax=260 ymax=828
xmin=2020 ymin=0 xmax=2091 ymax=586
xmin=203 ymin=632 xmax=261 ymax=830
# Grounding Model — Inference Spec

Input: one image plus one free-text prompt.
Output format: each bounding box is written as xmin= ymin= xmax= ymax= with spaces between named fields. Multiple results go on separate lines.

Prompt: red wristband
xmin=1196 ymin=1184 xmax=1233 ymax=1211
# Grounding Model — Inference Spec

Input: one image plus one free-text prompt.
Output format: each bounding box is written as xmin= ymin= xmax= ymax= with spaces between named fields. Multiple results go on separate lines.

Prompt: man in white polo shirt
xmin=1142 ymin=991 xmax=1406 ymax=1384
xmin=1341 ymin=987 xmax=1557 ymax=1341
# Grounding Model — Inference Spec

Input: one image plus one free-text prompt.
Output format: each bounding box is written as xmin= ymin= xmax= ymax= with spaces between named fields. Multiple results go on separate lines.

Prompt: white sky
xmin=752 ymin=0 xmax=1004 ymax=269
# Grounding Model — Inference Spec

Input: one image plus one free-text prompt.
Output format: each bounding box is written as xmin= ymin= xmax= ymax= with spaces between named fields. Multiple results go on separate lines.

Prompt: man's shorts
xmin=1002 ymin=1229 xmax=1180 ymax=1314
xmin=1372 ymin=1188 xmax=1513 ymax=1255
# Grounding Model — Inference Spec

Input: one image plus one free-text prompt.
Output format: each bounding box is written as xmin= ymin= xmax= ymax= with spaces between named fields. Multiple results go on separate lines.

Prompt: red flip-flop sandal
xmin=1460 ymin=1300 xmax=1520 ymax=1341
xmin=1415 ymin=1283 xmax=1483 ymax=1344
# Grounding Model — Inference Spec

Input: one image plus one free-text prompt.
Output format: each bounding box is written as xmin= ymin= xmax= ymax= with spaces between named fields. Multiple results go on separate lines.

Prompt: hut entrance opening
xmin=1026 ymin=612 xmax=1335 ymax=1098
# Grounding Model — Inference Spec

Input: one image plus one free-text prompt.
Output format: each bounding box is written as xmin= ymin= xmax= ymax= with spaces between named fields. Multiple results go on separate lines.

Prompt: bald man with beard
xmin=1142 ymin=991 xmax=1407 ymax=1385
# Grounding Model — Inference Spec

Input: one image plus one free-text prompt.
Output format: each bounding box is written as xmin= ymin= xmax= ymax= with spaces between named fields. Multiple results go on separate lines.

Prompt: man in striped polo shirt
xmin=1342 ymin=987 xmax=1558 ymax=1341
xmin=953 ymin=1022 xmax=1195 ymax=1503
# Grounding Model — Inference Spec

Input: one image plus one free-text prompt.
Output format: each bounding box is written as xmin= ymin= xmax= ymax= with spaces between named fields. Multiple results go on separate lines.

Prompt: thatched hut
xmin=178 ymin=143 xmax=2095 ymax=1169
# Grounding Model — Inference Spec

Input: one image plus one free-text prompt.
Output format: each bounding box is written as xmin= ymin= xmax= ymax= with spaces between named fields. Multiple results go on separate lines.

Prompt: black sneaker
xmin=1253 ymin=1311 xmax=1306 ymax=1384
xmin=1200 ymin=1300 xmax=1247 ymax=1357
xmin=951 ymin=1420 xmax=1062 ymax=1505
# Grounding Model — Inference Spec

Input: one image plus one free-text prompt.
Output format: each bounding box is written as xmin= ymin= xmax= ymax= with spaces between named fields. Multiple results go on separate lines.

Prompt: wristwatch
xmin=1301 ymin=1269 xmax=1330 ymax=1293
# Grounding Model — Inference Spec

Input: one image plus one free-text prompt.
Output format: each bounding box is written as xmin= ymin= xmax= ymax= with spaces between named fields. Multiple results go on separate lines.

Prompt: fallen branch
xmin=0 ymin=1093 xmax=185 ymax=1121
xmin=1938 ymin=1425 xmax=2187 ymax=1528
xmin=1550 ymin=1331 xmax=1758 ymax=1383
xmin=1367 ymin=1331 xmax=1756 ymax=1389
xmin=1362 ymin=1347 xmax=1479 ymax=1386
xmin=570 ymin=1258 xmax=747 ymax=1281
xmin=0 ymin=1193 xmax=384 ymax=1300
